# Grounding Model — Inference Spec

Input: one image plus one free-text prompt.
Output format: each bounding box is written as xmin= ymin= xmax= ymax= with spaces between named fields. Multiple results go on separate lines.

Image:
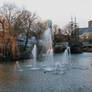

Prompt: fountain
xmin=54 ymin=46 xmax=71 ymax=73
xmin=42 ymin=27 xmax=55 ymax=71
xmin=64 ymin=46 xmax=71 ymax=64
xmin=64 ymin=46 xmax=72 ymax=68
xmin=32 ymin=44 xmax=37 ymax=66
xmin=31 ymin=44 xmax=39 ymax=70
xmin=30 ymin=20 xmax=71 ymax=72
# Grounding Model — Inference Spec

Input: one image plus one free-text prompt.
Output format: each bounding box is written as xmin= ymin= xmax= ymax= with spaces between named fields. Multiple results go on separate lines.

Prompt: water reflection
xmin=0 ymin=53 xmax=92 ymax=92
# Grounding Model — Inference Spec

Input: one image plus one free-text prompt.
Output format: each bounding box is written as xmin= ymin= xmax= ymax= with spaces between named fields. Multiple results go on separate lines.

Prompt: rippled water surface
xmin=0 ymin=53 xmax=92 ymax=92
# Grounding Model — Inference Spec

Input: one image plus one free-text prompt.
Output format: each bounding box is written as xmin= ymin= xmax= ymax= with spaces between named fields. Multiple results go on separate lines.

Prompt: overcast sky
xmin=0 ymin=0 xmax=92 ymax=28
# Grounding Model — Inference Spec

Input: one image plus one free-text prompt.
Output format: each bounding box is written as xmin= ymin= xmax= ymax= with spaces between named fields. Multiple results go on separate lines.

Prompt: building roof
xmin=79 ymin=28 xmax=92 ymax=35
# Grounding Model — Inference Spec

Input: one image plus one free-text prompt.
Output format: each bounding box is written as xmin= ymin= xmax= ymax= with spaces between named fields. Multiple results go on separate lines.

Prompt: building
xmin=73 ymin=20 xmax=92 ymax=41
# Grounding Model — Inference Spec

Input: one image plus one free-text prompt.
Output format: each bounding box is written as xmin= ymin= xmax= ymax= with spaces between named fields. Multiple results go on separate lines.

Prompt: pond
xmin=0 ymin=53 xmax=92 ymax=92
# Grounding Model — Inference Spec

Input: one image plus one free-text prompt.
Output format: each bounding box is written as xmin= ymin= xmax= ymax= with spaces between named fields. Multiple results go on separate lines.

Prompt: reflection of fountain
xmin=16 ymin=61 xmax=23 ymax=71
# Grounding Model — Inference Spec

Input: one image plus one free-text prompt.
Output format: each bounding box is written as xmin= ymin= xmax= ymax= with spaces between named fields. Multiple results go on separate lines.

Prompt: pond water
xmin=0 ymin=53 xmax=92 ymax=92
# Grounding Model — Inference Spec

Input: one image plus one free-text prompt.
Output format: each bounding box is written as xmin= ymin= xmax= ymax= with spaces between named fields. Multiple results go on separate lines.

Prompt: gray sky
xmin=0 ymin=0 xmax=92 ymax=28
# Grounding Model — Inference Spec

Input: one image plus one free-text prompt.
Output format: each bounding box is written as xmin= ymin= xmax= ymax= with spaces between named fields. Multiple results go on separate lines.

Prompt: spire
xmin=71 ymin=16 xmax=73 ymax=22
xmin=74 ymin=17 xmax=78 ymax=29
xmin=70 ymin=17 xmax=73 ymax=30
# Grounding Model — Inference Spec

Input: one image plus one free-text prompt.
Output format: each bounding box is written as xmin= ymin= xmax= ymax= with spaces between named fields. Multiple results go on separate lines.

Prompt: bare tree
xmin=14 ymin=9 xmax=37 ymax=50
xmin=0 ymin=16 xmax=20 ymax=58
xmin=0 ymin=3 xmax=21 ymax=35
xmin=63 ymin=19 xmax=79 ymax=42
xmin=52 ymin=24 xmax=59 ymax=34
xmin=0 ymin=3 xmax=21 ymax=58
xmin=63 ymin=22 xmax=73 ymax=35
xmin=31 ymin=21 xmax=47 ymax=39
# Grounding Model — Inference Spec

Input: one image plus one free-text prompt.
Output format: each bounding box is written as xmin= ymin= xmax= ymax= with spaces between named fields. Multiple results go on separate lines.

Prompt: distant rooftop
xmin=79 ymin=28 xmax=92 ymax=35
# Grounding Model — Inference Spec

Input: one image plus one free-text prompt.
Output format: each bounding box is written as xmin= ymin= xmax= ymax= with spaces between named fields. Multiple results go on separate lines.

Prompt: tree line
xmin=0 ymin=3 xmax=48 ymax=58
xmin=0 ymin=3 xmax=79 ymax=59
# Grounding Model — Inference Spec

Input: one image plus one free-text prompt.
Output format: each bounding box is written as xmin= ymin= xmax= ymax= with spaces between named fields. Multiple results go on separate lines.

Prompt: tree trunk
xmin=24 ymin=31 xmax=29 ymax=50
